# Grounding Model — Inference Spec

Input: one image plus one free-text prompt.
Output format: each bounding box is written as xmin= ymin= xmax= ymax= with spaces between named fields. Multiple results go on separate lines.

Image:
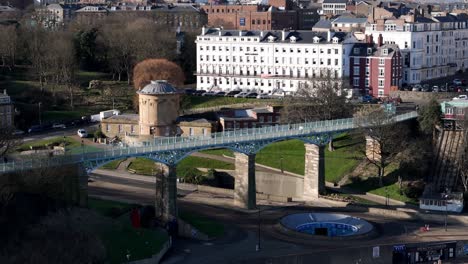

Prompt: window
xmin=365 ymin=67 xmax=370 ymax=75
xmin=259 ymin=116 xmax=264 ymax=123
xmin=189 ymin=128 xmax=194 ymax=136
xmin=366 ymin=58 xmax=370 ymax=64
xmin=335 ymin=59 xmax=338 ymax=66
xmin=353 ymin=66 xmax=360 ymax=75
xmin=106 ymin=124 xmax=110 ymax=132
xmin=353 ymin=47 xmax=360 ymax=54
xmin=379 ymin=68 xmax=384 ymax=77
xmin=118 ymin=125 xmax=122 ymax=133
xmin=365 ymin=78 xmax=369 ymax=87
xmin=202 ymin=128 xmax=207 ymax=136
xmin=353 ymin=78 xmax=359 ymax=86
xmin=131 ymin=125 xmax=135 ymax=133
xmin=379 ymin=58 xmax=385 ymax=65
xmin=378 ymin=79 xmax=384 ymax=87
xmin=268 ymin=116 xmax=272 ymax=122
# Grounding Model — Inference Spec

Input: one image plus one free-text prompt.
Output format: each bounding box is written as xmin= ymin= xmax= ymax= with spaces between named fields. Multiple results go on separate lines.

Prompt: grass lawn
xmin=326 ymin=189 xmax=379 ymax=206
xmin=343 ymin=166 xmax=419 ymax=205
xmin=100 ymin=159 xmax=124 ymax=170
xmin=179 ymin=211 xmax=224 ymax=238
xmin=185 ymin=95 xmax=281 ymax=109
xmin=88 ymin=197 xmax=134 ymax=218
xmin=17 ymin=136 xmax=101 ymax=154
xmin=88 ymin=197 xmax=169 ymax=263
xmin=254 ymin=134 xmax=363 ymax=183
xmin=200 ymin=148 xmax=235 ymax=157
xmin=128 ymin=157 xmax=235 ymax=176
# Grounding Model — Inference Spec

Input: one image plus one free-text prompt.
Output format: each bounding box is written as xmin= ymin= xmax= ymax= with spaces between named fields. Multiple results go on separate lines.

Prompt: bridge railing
xmin=0 ymin=111 xmax=418 ymax=173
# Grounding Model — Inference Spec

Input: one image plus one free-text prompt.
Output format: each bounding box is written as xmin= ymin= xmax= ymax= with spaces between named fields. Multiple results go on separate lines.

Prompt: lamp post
xmin=81 ymin=140 xmax=85 ymax=160
xmin=280 ymin=156 xmax=284 ymax=173
xmin=256 ymin=207 xmax=261 ymax=252
xmin=385 ymin=187 xmax=389 ymax=207
xmin=444 ymin=194 xmax=449 ymax=231
xmin=38 ymin=102 xmax=42 ymax=126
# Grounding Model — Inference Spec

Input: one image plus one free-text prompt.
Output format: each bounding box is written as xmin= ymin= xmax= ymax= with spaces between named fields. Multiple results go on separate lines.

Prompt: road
xmin=88 ymin=169 xmax=468 ymax=264
xmin=20 ymin=123 xmax=99 ymax=142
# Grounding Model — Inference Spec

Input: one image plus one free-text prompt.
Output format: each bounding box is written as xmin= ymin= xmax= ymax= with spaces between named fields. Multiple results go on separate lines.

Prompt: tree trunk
xmin=378 ymin=167 xmax=384 ymax=187
xmin=328 ymin=138 xmax=335 ymax=152
xmin=69 ymin=86 xmax=74 ymax=110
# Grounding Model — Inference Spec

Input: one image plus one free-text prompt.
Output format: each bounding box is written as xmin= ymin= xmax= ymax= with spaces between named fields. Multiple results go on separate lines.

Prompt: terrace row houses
xmin=365 ymin=13 xmax=468 ymax=85
xmin=196 ymin=27 xmax=360 ymax=94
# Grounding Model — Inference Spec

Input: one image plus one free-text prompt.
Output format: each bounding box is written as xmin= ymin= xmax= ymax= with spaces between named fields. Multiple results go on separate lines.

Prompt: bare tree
xmin=0 ymin=127 xmax=21 ymax=160
xmin=354 ymin=105 xmax=409 ymax=186
xmin=282 ymin=70 xmax=352 ymax=151
xmin=26 ymin=27 xmax=51 ymax=92
xmin=0 ymin=25 xmax=17 ymax=70
xmin=457 ymin=120 xmax=468 ymax=193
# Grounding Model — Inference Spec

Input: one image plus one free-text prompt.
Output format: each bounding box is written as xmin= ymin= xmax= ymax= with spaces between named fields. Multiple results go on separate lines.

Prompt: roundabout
xmin=279 ymin=212 xmax=374 ymax=238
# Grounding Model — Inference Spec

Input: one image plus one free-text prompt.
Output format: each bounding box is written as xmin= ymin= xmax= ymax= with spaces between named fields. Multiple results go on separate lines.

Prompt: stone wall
xmin=390 ymin=91 xmax=458 ymax=103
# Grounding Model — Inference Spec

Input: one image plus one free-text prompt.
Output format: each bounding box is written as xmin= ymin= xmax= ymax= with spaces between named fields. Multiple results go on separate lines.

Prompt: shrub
xmin=402 ymin=180 xmax=425 ymax=199
xmin=94 ymin=130 xmax=104 ymax=139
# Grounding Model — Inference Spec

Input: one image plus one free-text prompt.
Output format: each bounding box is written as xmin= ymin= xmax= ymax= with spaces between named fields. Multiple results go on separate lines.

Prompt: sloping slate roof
xmin=323 ymin=0 xmax=347 ymax=4
xmin=332 ymin=17 xmax=368 ymax=24
xmin=313 ymin=19 xmax=332 ymax=29
xmin=204 ymin=29 xmax=350 ymax=44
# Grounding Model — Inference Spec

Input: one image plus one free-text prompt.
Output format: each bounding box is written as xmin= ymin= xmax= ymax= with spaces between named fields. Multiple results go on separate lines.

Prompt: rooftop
xmin=137 ymin=80 xmax=180 ymax=95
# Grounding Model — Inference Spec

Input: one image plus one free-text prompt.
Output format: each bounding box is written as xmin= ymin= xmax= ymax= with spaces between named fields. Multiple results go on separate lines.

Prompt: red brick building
xmin=349 ymin=34 xmax=403 ymax=98
xmin=218 ymin=106 xmax=281 ymax=131
xmin=201 ymin=4 xmax=298 ymax=30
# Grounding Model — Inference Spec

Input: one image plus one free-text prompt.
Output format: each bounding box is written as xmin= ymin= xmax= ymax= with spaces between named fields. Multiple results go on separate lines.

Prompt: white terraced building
xmin=195 ymin=27 xmax=360 ymax=95
xmin=365 ymin=14 xmax=468 ymax=85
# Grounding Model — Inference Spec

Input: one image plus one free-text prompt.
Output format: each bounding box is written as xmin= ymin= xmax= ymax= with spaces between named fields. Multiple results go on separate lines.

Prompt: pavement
xmin=88 ymin=168 xmax=468 ymax=264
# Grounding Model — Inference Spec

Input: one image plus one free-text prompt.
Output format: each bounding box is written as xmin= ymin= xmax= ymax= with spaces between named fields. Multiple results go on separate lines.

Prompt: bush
xmin=180 ymin=168 xmax=204 ymax=184
xmin=402 ymin=180 xmax=425 ymax=199
xmin=94 ymin=130 xmax=104 ymax=139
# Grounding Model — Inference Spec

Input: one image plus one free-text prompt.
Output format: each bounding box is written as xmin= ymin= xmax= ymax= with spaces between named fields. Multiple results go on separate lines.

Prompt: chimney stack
xmin=202 ymin=26 xmax=206 ymax=35
xmin=369 ymin=34 xmax=374 ymax=44
xmin=3 ymin=89 xmax=6 ymax=95
xmin=260 ymin=31 xmax=264 ymax=37
xmin=378 ymin=34 xmax=383 ymax=47
xmin=327 ymin=30 xmax=331 ymax=42
xmin=239 ymin=30 xmax=243 ymax=37
xmin=282 ymin=29 xmax=286 ymax=41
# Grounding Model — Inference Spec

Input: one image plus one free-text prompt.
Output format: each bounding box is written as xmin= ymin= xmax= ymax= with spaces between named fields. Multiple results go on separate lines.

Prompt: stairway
xmin=431 ymin=130 xmax=464 ymax=192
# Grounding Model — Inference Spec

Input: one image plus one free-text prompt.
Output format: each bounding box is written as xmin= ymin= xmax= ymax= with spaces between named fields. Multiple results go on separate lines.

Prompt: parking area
xmin=403 ymin=72 xmax=468 ymax=93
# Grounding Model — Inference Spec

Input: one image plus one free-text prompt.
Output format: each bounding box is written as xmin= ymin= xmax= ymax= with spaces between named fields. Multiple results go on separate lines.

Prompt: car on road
xmin=214 ymin=91 xmax=226 ymax=97
xmin=234 ymin=92 xmax=249 ymax=98
xmin=52 ymin=123 xmax=66 ymax=129
xmin=362 ymin=95 xmax=374 ymax=103
xmin=12 ymin=130 xmax=25 ymax=136
xmin=28 ymin=125 xmax=44 ymax=133
xmin=453 ymin=79 xmax=463 ymax=86
xmin=432 ymin=86 xmax=439 ymax=92
xmin=412 ymin=85 xmax=422 ymax=91
xmin=184 ymin=89 xmax=196 ymax=95
xmin=77 ymin=129 xmax=88 ymax=138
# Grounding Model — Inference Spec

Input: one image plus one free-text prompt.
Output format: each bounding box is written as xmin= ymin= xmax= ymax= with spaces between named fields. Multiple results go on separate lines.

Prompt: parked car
xmin=412 ymin=85 xmax=422 ymax=91
xmin=453 ymin=95 xmax=468 ymax=100
xmin=184 ymin=89 xmax=196 ymax=95
xmin=245 ymin=92 xmax=258 ymax=98
xmin=361 ymin=95 xmax=374 ymax=103
xmin=462 ymin=79 xmax=467 ymax=86
xmin=77 ymin=129 xmax=88 ymax=138
xmin=52 ymin=123 xmax=66 ymax=129
xmin=193 ymin=90 xmax=206 ymax=96
xmin=225 ymin=90 xmax=241 ymax=97
xmin=257 ymin=93 xmax=271 ymax=99
xmin=12 ymin=130 xmax=25 ymax=136
xmin=214 ymin=91 xmax=226 ymax=97
xmin=234 ymin=92 xmax=249 ymax=98
xmin=201 ymin=91 xmax=216 ymax=96
xmin=440 ymin=86 xmax=448 ymax=92
xmin=28 ymin=125 xmax=44 ymax=133
xmin=453 ymin=79 xmax=462 ymax=86
xmin=432 ymin=86 xmax=439 ymax=92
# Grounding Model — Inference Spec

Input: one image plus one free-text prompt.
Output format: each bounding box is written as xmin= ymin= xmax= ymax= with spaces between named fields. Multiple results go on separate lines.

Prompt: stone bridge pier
xmin=234 ymin=152 xmax=256 ymax=209
xmin=303 ymin=144 xmax=325 ymax=201
xmin=155 ymin=163 xmax=178 ymax=222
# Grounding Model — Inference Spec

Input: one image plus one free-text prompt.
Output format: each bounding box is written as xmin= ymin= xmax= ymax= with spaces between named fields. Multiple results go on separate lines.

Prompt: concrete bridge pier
xmin=155 ymin=164 xmax=178 ymax=222
xmin=303 ymin=144 xmax=325 ymax=201
xmin=234 ymin=152 xmax=256 ymax=209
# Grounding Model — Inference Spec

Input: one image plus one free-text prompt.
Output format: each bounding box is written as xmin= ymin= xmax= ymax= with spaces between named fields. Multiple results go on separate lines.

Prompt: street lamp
xmin=38 ymin=102 xmax=42 ymax=126
xmin=385 ymin=187 xmax=389 ymax=207
xmin=81 ymin=140 xmax=85 ymax=160
xmin=256 ymin=207 xmax=261 ymax=252
xmin=444 ymin=193 xmax=449 ymax=231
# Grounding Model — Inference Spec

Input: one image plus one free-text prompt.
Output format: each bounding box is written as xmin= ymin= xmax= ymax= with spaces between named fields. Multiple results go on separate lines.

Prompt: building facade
xmin=320 ymin=0 xmax=348 ymax=15
xmin=349 ymin=36 xmax=402 ymax=97
xmin=0 ymin=90 xmax=14 ymax=128
xmin=365 ymin=13 xmax=468 ymax=85
xmin=196 ymin=27 xmax=358 ymax=94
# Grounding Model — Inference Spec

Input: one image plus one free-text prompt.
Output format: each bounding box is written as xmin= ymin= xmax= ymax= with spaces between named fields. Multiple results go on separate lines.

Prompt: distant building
xmin=218 ymin=106 xmax=281 ymax=130
xmin=320 ymin=0 xmax=348 ymax=15
xmin=349 ymin=35 xmax=403 ymax=97
xmin=331 ymin=16 xmax=367 ymax=32
xmin=196 ymin=27 xmax=359 ymax=94
xmin=0 ymin=90 xmax=14 ymax=128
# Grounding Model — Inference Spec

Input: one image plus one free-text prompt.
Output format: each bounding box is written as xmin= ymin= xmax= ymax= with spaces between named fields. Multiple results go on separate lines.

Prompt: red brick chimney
xmin=369 ymin=34 xmax=374 ymax=44
xmin=378 ymin=34 xmax=383 ymax=47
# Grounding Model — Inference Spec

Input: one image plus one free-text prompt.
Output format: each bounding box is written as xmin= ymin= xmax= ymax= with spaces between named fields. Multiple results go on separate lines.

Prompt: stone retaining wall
xmin=389 ymin=91 xmax=457 ymax=103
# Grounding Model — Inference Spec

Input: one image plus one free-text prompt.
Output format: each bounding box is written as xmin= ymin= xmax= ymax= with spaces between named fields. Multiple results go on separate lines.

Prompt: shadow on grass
xmin=343 ymin=169 xmax=401 ymax=194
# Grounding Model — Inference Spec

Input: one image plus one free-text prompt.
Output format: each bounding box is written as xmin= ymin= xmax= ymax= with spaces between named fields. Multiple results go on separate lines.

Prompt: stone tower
xmin=137 ymin=80 xmax=181 ymax=137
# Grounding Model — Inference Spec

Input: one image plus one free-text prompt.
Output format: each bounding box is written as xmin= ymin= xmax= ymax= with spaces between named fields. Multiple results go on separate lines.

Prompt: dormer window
xmin=290 ymin=36 xmax=297 ymax=43
xmin=267 ymin=35 xmax=275 ymax=42
xmin=353 ymin=47 xmax=360 ymax=54
xmin=332 ymin=37 xmax=339 ymax=44
xmin=367 ymin=48 xmax=372 ymax=55
xmin=313 ymin=36 xmax=320 ymax=43
xmin=382 ymin=48 xmax=388 ymax=55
